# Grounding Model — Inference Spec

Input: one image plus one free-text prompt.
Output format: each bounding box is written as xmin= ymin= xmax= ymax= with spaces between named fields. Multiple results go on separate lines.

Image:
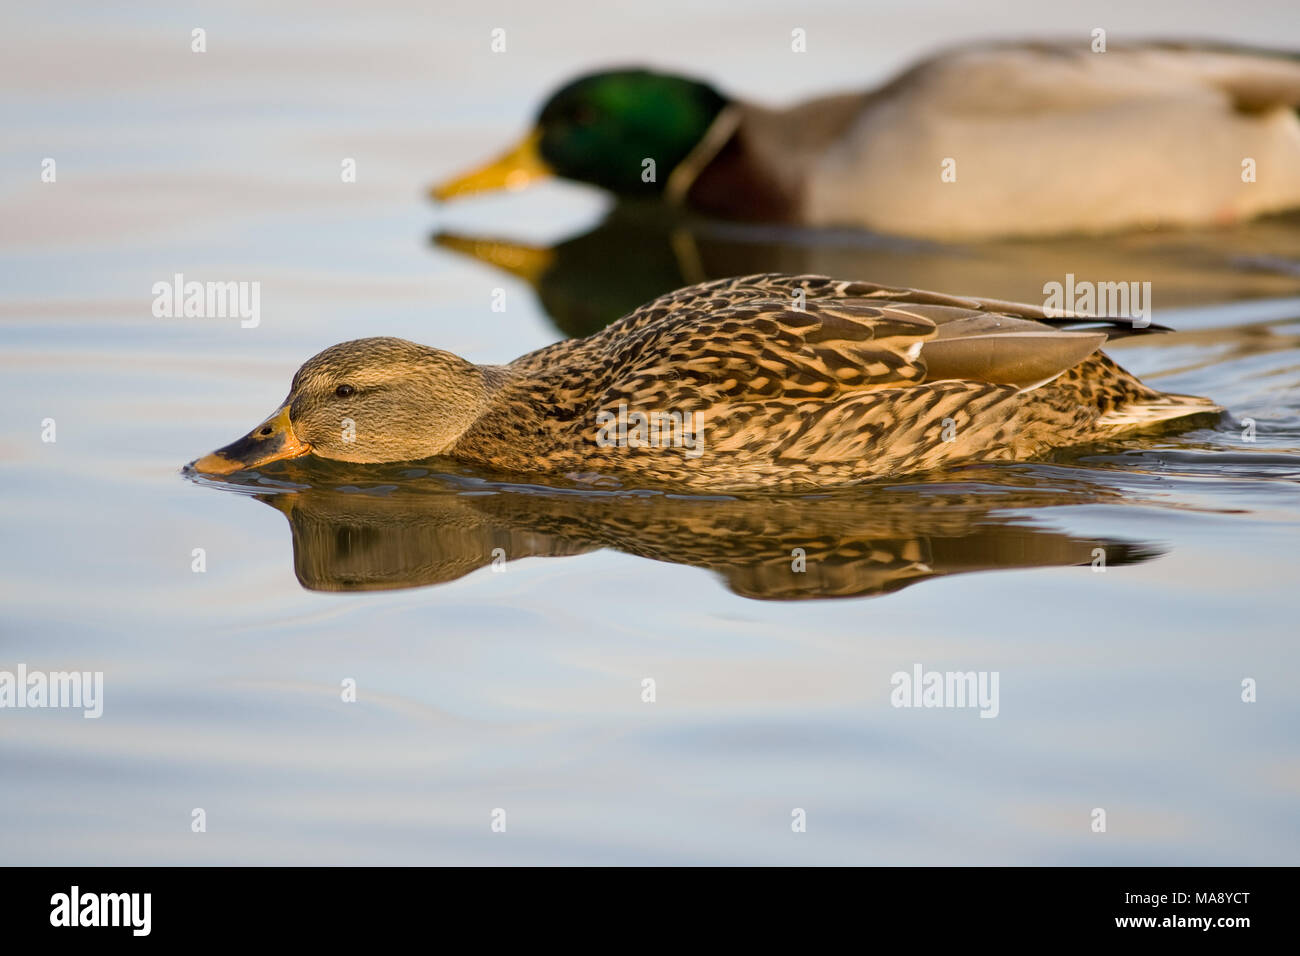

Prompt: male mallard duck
xmin=432 ymin=41 xmax=1300 ymax=239
xmin=190 ymin=274 xmax=1219 ymax=490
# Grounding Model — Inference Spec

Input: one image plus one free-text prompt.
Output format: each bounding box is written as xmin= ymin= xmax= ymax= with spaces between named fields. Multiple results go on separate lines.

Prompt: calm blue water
xmin=2 ymin=1 xmax=1299 ymax=864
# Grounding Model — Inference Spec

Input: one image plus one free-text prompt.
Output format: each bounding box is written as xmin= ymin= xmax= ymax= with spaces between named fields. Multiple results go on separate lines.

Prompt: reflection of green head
xmin=537 ymin=69 xmax=729 ymax=195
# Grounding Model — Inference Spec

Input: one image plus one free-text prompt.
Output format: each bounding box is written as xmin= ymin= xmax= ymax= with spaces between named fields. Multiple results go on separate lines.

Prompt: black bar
xmin=2 ymin=866 xmax=1281 ymax=941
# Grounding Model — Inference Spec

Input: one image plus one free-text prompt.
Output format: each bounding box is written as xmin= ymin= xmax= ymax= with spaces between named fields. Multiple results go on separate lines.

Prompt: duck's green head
xmin=433 ymin=69 xmax=728 ymax=201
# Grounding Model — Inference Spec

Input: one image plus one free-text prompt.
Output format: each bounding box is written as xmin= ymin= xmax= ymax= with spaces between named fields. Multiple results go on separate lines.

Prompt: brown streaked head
xmin=188 ymin=337 xmax=493 ymax=475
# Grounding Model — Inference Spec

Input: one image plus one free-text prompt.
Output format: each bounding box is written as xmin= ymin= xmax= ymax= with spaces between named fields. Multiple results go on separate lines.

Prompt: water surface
xmin=2 ymin=1 xmax=1299 ymax=865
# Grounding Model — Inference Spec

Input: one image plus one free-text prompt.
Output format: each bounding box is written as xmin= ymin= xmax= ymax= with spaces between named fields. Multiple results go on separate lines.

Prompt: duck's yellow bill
xmin=431 ymin=129 xmax=553 ymax=201
xmin=434 ymin=232 xmax=556 ymax=285
xmin=189 ymin=404 xmax=312 ymax=475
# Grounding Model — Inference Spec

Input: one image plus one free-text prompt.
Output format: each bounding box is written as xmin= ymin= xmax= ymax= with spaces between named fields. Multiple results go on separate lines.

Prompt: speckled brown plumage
xmin=449 ymin=273 xmax=1219 ymax=489
xmin=259 ymin=465 xmax=1159 ymax=598
xmin=195 ymin=273 xmax=1220 ymax=487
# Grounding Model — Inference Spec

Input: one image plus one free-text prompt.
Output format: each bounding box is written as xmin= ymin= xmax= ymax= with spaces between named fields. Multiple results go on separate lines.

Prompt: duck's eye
xmin=571 ymin=105 xmax=598 ymax=127
xmin=335 ymin=384 xmax=355 ymax=399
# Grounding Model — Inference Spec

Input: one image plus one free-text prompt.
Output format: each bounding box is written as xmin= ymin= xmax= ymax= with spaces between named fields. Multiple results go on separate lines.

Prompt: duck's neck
xmin=448 ymin=361 xmax=589 ymax=475
xmin=683 ymin=92 xmax=868 ymax=223
xmin=477 ymin=364 xmax=514 ymax=397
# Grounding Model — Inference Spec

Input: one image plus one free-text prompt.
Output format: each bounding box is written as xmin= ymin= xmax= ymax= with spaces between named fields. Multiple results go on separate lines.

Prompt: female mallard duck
xmin=432 ymin=41 xmax=1300 ymax=240
xmin=190 ymin=274 xmax=1218 ymax=490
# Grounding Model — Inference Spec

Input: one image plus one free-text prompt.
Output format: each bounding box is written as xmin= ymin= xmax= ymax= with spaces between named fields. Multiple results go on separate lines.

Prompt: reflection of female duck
xmin=191 ymin=273 xmax=1219 ymax=490
xmin=433 ymin=43 xmax=1300 ymax=239
xmin=250 ymin=468 xmax=1160 ymax=599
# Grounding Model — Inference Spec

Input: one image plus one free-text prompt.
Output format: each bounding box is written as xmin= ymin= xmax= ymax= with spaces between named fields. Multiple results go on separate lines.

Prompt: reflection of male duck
xmin=434 ymin=43 xmax=1300 ymax=239
xmin=239 ymin=466 xmax=1162 ymax=599
xmin=434 ymin=210 xmax=1300 ymax=338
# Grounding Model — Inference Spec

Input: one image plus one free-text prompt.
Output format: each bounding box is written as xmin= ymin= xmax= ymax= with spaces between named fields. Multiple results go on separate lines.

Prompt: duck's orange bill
xmin=430 ymin=128 xmax=553 ymax=201
xmin=190 ymin=404 xmax=312 ymax=475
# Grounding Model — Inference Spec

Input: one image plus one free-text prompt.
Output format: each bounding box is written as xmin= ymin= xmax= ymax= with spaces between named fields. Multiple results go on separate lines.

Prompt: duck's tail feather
xmin=1095 ymin=393 xmax=1223 ymax=435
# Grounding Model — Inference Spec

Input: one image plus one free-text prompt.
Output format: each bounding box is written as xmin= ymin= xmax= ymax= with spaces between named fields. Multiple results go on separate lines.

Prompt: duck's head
xmin=189 ymin=337 xmax=490 ymax=474
xmin=432 ymin=68 xmax=728 ymax=201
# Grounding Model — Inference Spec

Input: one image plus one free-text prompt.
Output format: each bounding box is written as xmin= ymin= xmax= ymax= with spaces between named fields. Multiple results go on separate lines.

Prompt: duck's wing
xmin=879 ymin=40 xmax=1300 ymax=115
xmin=584 ymin=274 xmax=1113 ymax=408
xmin=802 ymin=42 xmax=1300 ymax=238
xmin=818 ymin=278 xmax=1173 ymax=336
xmin=1153 ymin=42 xmax=1300 ymax=111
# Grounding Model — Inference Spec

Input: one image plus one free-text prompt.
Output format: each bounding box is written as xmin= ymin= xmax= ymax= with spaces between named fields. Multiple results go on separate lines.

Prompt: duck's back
xmin=453 ymin=274 xmax=1218 ymax=489
xmin=801 ymin=42 xmax=1300 ymax=239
